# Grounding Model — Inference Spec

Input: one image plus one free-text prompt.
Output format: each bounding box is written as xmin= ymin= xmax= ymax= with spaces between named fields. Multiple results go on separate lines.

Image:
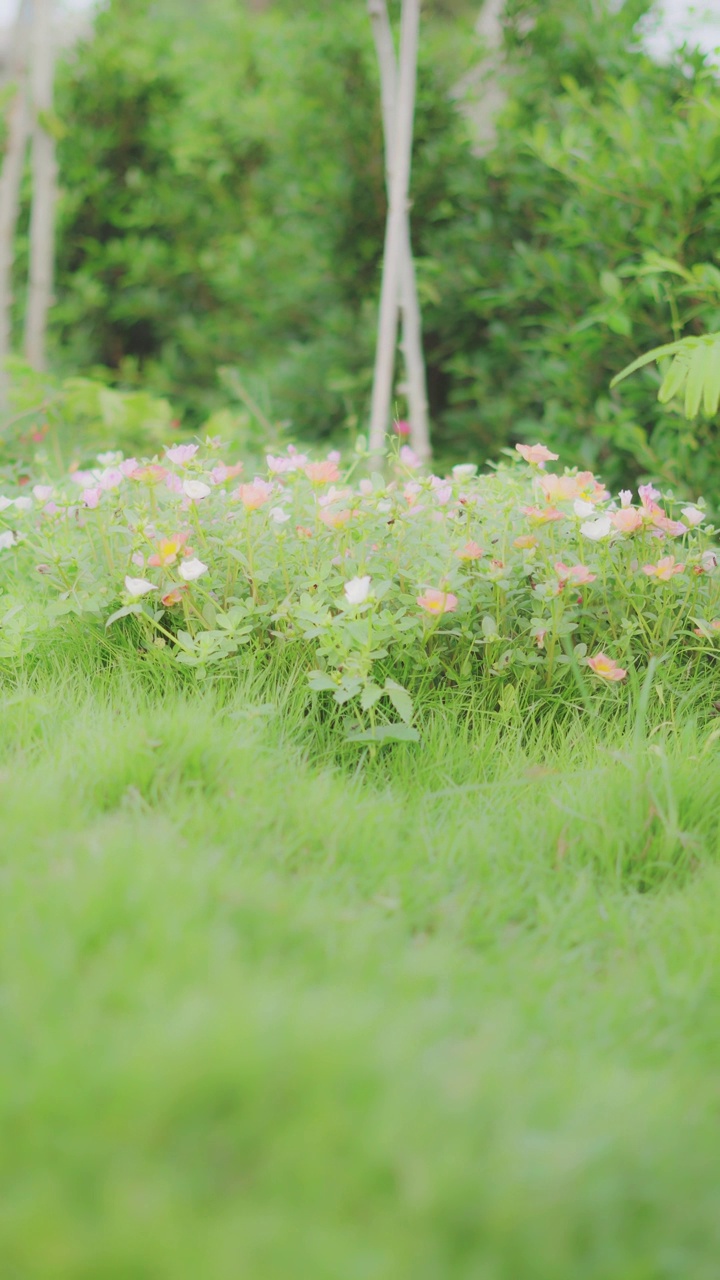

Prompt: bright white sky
xmin=0 ymin=0 xmax=717 ymax=62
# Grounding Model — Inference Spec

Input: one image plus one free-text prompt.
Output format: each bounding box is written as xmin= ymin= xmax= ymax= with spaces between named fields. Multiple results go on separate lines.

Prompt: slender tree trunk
xmin=24 ymin=0 xmax=57 ymax=371
xmin=368 ymin=0 xmax=430 ymax=461
xmin=368 ymin=0 xmax=420 ymax=461
xmin=0 ymin=0 xmax=32 ymax=404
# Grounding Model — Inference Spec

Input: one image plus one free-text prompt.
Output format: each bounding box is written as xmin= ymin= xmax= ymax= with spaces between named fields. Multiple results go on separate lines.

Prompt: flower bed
xmin=1 ymin=440 xmax=718 ymax=738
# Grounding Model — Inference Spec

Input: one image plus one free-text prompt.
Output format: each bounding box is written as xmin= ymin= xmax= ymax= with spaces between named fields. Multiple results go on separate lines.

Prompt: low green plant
xmin=1 ymin=437 xmax=718 ymax=741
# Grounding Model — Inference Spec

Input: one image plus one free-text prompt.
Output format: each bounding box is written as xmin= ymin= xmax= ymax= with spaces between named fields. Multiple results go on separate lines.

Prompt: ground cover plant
xmin=1 ymin=437 xmax=719 ymax=743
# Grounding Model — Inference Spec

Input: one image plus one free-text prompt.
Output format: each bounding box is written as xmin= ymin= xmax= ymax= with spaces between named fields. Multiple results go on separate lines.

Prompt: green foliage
xmin=35 ymin=0 xmax=720 ymax=500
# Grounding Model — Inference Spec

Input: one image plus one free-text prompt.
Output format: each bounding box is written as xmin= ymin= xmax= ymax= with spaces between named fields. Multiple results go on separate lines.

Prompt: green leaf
xmin=307 ymin=671 xmax=337 ymax=692
xmin=610 ymin=340 xmax=691 ymax=388
xmin=105 ymin=603 xmax=142 ymax=628
xmin=360 ymin=682 xmax=384 ymax=710
xmin=384 ymin=678 xmax=413 ymax=725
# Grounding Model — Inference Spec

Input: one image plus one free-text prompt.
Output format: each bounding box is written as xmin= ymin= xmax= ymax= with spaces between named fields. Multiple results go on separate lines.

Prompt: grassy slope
xmin=2 ymin=658 xmax=720 ymax=1278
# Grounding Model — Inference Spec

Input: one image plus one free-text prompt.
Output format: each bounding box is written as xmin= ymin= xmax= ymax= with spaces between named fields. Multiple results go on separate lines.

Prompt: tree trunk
xmin=368 ymin=0 xmax=430 ymax=462
xmin=368 ymin=0 xmax=420 ymax=462
xmin=24 ymin=0 xmax=57 ymax=371
xmin=0 ymin=0 xmax=32 ymax=404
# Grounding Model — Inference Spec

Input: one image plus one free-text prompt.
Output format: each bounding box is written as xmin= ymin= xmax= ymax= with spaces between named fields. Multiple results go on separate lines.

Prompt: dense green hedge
xmin=36 ymin=0 xmax=720 ymax=497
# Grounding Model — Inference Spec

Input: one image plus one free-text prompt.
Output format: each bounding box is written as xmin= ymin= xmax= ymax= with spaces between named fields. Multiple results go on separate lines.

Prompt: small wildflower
xmin=178 ymin=557 xmax=208 ymax=582
xmin=639 ymin=483 xmax=661 ymax=508
xmin=237 ymin=480 xmax=273 ymax=510
xmin=521 ymin=505 xmax=564 ymax=524
xmin=701 ymin=550 xmax=718 ymax=573
xmin=393 ymin=419 xmax=411 ymax=437
xmin=0 ymin=530 xmax=16 ymax=550
xmin=515 ymin=443 xmax=558 ymax=467
xmin=514 ymin=533 xmax=538 ymax=550
xmin=344 ymin=576 xmax=372 ymax=605
xmin=124 ymin=575 xmax=156 ymax=597
xmin=319 ymin=507 xmax=352 ymax=529
xmin=269 ymin=506 xmax=290 ymax=525
xmin=554 ymin=561 xmax=596 ymax=586
xmin=166 ymin=444 xmax=199 ymax=465
xmin=587 ymin=653 xmax=627 ymax=682
xmin=581 ymin=516 xmax=612 ymax=541
xmin=305 ymin=460 xmax=340 ymax=484
xmin=161 ymin=587 xmax=186 ymax=607
xmin=681 ymin=506 xmax=704 ymax=528
xmin=417 ymin=588 xmax=458 ymax=615
xmin=82 ymin=488 xmax=102 ymax=509
xmin=643 ymin=555 xmax=684 ymax=581
xmin=619 ymin=489 xmax=633 ymax=508
xmin=148 ymin=534 xmax=188 ymax=568
xmin=452 ymin=464 xmax=477 ymax=479
xmin=399 ymin=446 xmax=421 ymax=470
xmin=610 ymin=507 xmax=643 ymax=534
xmin=183 ymin=479 xmax=211 ymax=501
xmin=32 ymin=484 xmax=53 ymax=502
xmin=456 ymin=541 xmax=483 ymax=560
xmin=536 ymin=629 xmax=547 ymax=649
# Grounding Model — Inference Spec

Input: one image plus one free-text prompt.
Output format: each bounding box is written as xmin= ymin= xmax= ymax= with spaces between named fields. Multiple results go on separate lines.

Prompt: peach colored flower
xmin=236 ymin=480 xmax=273 ymax=510
xmin=295 ymin=525 xmax=314 ymax=539
xmin=535 ymin=629 xmax=548 ymax=649
xmin=514 ymin=533 xmax=538 ymax=549
xmin=417 ymin=588 xmax=458 ymax=615
xmin=694 ymin=619 xmax=720 ymax=637
xmin=319 ymin=507 xmax=352 ymax=529
xmin=148 ymin=533 xmax=188 ymax=568
xmin=642 ymin=556 xmax=685 ymax=581
xmin=540 ymin=471 xmax=609 ymax=504
xmin=161 ymin=586 xmax=186 ymax=607
xmin=521 ymin=504 xmax=564 ymax=524
xmin=305 ymin=460 xmax=340 ymax=484
xmin=456 ymin=540 xmax=483 ymax=560
xmin=610 ymin=507 xmax=643 ymax=534
xmin=554 ymin=561 xmax=596 ymax=586
xmin=515 ymin=443 xmax=558 ymax=466
xmin=587 ymin=653 xmax=627 ymax=682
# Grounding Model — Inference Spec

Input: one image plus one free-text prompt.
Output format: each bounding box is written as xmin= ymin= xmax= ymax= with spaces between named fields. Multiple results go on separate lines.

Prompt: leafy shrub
xmin=1 ymin=436 xmax=718 ymax=738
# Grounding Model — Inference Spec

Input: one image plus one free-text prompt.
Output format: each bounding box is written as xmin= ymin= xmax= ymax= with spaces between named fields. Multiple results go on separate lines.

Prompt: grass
xmin=2 ymin=647 xmax=720 ymax=1278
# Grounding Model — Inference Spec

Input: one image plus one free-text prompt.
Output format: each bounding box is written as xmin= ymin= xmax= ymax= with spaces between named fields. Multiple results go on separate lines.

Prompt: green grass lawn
xmin=2 ymin=658 xmax=720 ymax=1278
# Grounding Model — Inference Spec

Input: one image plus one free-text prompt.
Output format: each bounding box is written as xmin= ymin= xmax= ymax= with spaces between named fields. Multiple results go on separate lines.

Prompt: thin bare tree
xmin=368 ymin=0 xmax=420 ymax=462
xmin=24 ymin=0 xmax=57 ymax=371
xmin=0 ymin=0 xmax=32 ymax=403
xmin=368 ymin=0 xmax=430 ymax=461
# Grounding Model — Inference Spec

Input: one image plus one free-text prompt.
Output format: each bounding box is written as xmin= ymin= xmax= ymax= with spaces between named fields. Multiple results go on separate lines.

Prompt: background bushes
xmin=34 ymin=0 xmax=720 ymax=496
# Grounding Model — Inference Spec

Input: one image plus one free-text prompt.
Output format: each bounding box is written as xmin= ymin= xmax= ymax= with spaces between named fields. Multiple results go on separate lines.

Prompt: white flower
xmin=344 ymin=575 xmax=372 ymax=605
xmin=0 ymin=496 xmax=12 ymax=512
xmin=573 ymin=499 xmax=595 ymax=518
xmin=581 ymin=516 xmax=612 ymax=541
xmin=269 ymin=506 xmax=290 ymax=525
xmin=182 ymin=479 xmax=211 ymax=501
xmin=124 ymin=575 xmax=156 ymax=597
xmin=619 ymin=489 xmax=633 ymax=508
xmin=178 ymin=557 xmax=208 ymax=582
xmin=32 ymin=485 xmax=53 ymax=502
xmin=452 ymin=464 xmax=477 ymax=479
xmin=681 ymin=505 xmax=704 ymax=527
xmin=0 ymin=530 xmax=16 ymax=550
xmin=97 ymin=451 xmax=122 ymax=466
xmin=13 ymin=496 xmax=32 ymax=511
xmin=701 ymin=550 xmax=718 ymax=574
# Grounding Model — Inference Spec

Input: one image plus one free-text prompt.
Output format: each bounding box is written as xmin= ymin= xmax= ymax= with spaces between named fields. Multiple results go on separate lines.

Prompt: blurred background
xmin=1 ymin=0 xmax=720 ymax=495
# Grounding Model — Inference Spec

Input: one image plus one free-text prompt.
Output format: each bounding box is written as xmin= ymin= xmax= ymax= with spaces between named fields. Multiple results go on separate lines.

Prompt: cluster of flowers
xmin=1 ymin=437 xmax=718 ymax=728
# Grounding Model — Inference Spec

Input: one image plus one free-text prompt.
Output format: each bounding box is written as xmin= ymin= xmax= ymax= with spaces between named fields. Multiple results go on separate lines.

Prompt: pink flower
xmin=417 ymin=588 xmax=458 ymax=615
xmin=456 ymin=540 xmax=483 ymax=560
xmin=319 ymin=507 xmax=352 ymax=529
xmin=610 ymin=507 xmax=643 ymax=534
xmin=210 ymin=462 xmax=243 ymax=485
xmin=32 ymin=484 xmax=53 ymax=502
xmin=554 ymin=561 xmax=596 ymax=586
xmin=165 ymin=444 xmax=199 ymax=465
xmin=587 ymin=653 xmax=627 ymax=682
xmin=651 ymin=515 xmax=686 ymax=538
xmin=267 ymin=452 xmax=306 ymax=474
xmin=536 ymin=629 xmax=547 ymax=649
xmin=639 ymin=484 xmax=661 ymax=508
xmin=305 ymin=460 xmax=340 ymax=484
xmin=82 ymin=487 xmax=102 ymax=509
xmin=619 ymin=489 xmax=633 ymax=508
xmin=394 ymin=419 xmax=412 ymax=437
xmin=521 ymin=504 xmax=564 ymax=524
xmin=400 ymin=446 xmax=420 ymax=470
xmin=236 ymin=480 xmax=273 ymax=510
xmin=515 ymin=443 xmax=559 ymax=467
xmin=99 ymin=468 xmax=124 ymax=490
xmin=161 ymin=586 xmax=186 ymax=607
xmin=540 ymin=471 xmax=608 ymax=504
xmin=118 ymin=458 xmax=139 ymax=477
xmin=643 ymin=555 xmax=685 ymax=581
xmin=681 ymin=505 xmax=704 ymax=527
xmin=148 ymin=534 xmax=189 ymax=567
